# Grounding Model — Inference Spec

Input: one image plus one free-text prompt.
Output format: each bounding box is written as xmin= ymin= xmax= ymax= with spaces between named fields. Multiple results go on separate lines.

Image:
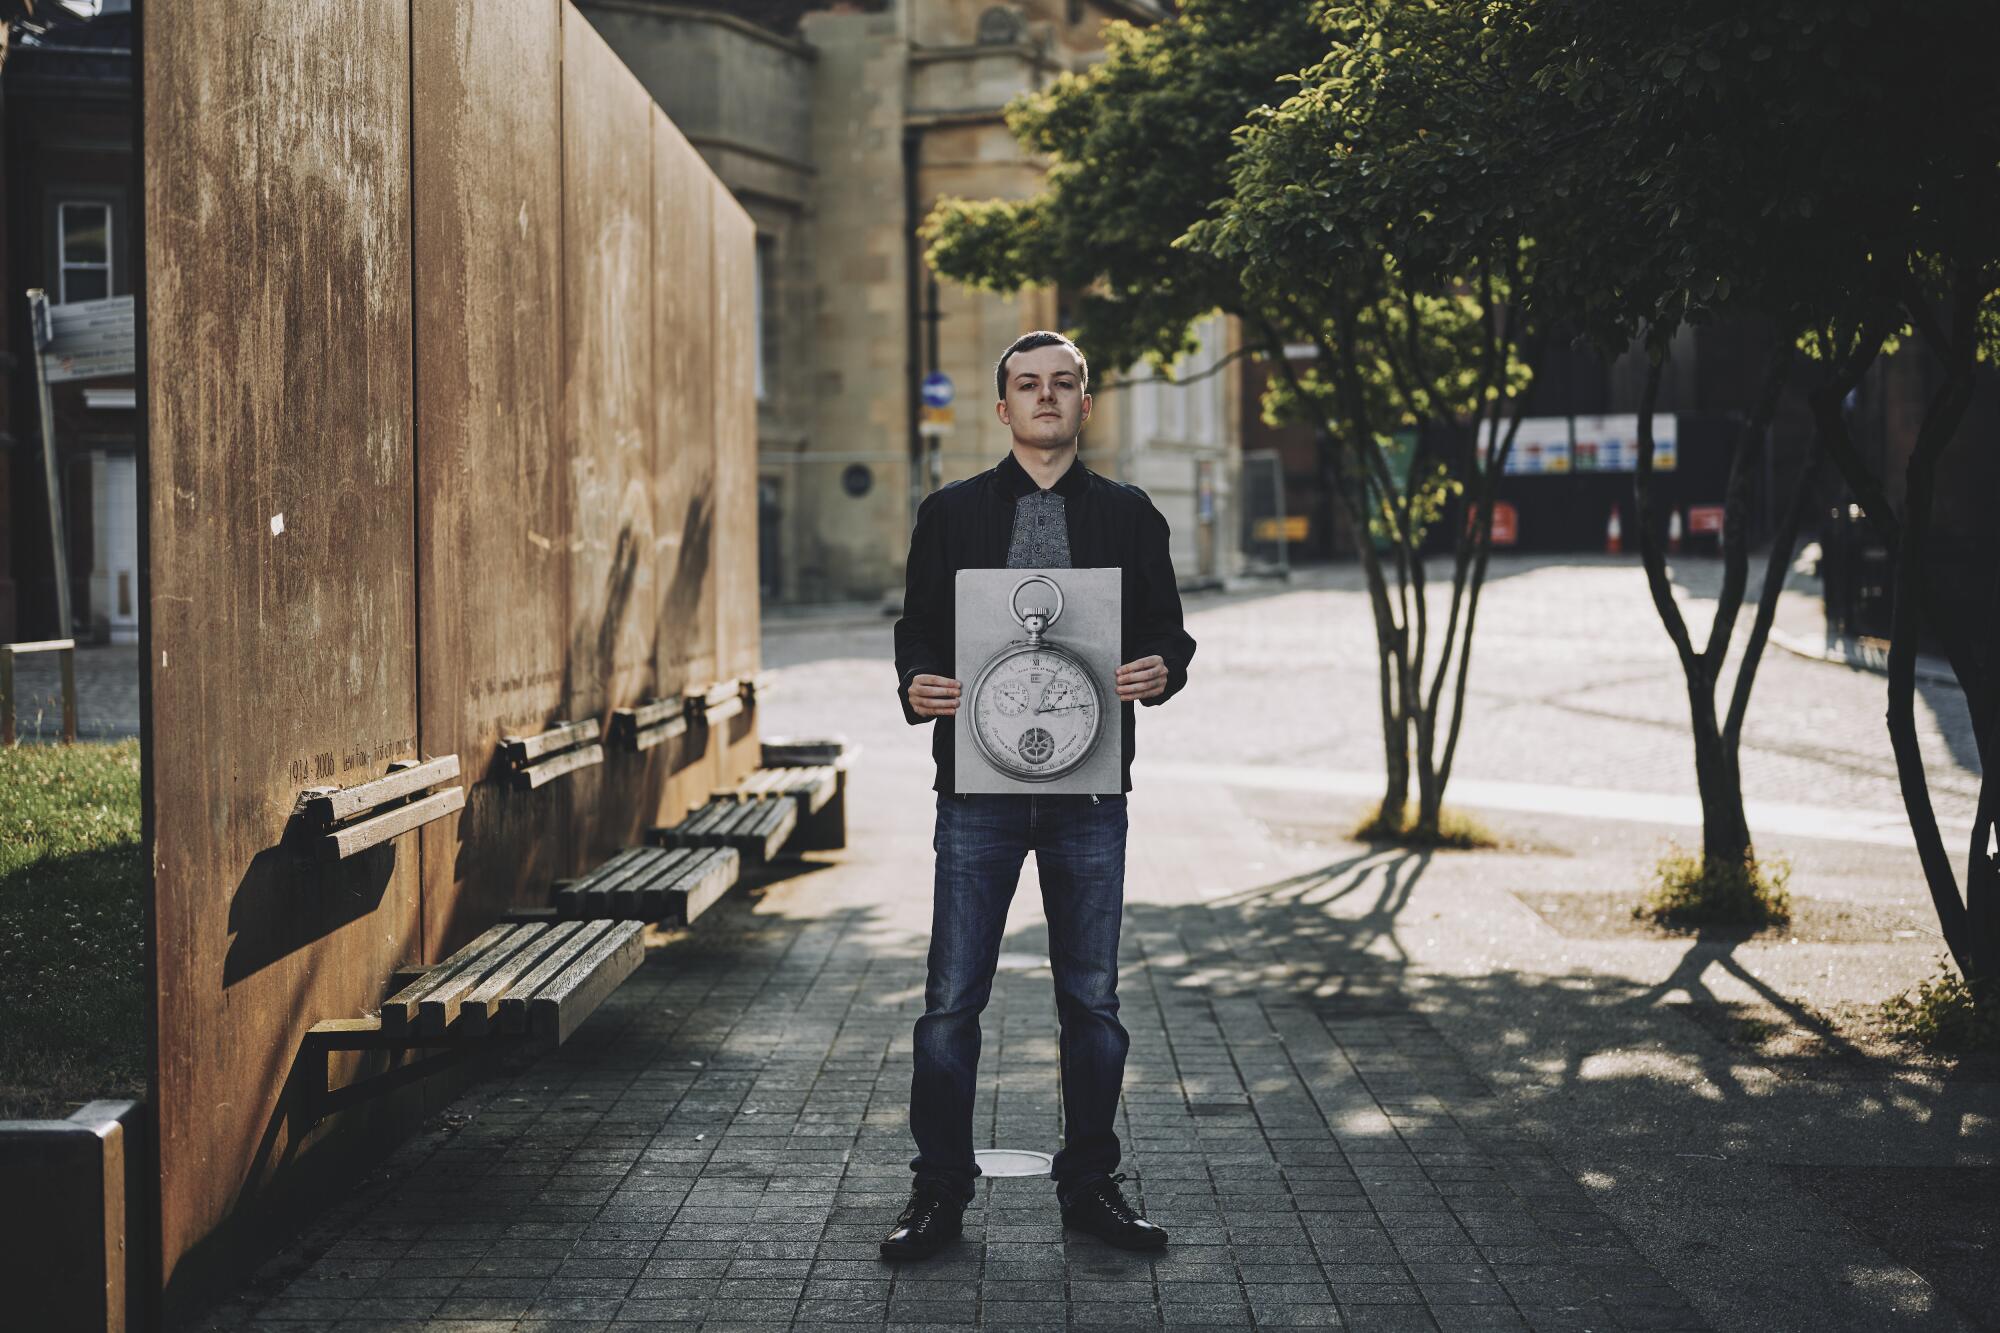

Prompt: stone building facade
xmin=578 ymin=0 xmax=1241 ymax=604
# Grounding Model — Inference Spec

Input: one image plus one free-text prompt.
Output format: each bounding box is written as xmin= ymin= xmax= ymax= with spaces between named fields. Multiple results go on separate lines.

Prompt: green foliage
xmin=1880 ymin=963 xmax=2000 ymax=1053
xmin=0 ymin=740 xmax=146 ymax=1117
xmin=1467 ymin=0 xmax=1997 ymax=358
xmin=1353 ymin=802 xmax=1497 ymax=850
xmin=1636 ymin=847 xmax=1792 ymax=930
xmin=924 ymin=0 xmax=1324 ymax=374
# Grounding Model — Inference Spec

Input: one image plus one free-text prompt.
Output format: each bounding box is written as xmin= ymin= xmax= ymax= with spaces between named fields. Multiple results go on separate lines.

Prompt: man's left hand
xmin=1115 ymin=655 xmax=1168 ymax=702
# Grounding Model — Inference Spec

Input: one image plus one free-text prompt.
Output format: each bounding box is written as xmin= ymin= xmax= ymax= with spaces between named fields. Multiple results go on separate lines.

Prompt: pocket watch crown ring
xmin=1009 ymin=574 xmax=1065 ymax=629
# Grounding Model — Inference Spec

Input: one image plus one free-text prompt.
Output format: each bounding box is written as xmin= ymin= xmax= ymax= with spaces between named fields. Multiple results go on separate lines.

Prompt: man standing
xmin=884 ymin=331 xmax=1197 ymax=1261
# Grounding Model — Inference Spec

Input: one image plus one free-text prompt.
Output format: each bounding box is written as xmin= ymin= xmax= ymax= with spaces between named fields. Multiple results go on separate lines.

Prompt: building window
xmin=755 ymin=234 xmax=777 ymax=403
xmin=59 ymin=202 xmax=113 ymax=303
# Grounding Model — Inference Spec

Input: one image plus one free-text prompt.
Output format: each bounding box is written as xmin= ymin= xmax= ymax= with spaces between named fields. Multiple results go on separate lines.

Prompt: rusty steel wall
xmin=413 ymin=0 xmax=569 ymax=954
xmin=652 ymin=109 xmax=728 ymax=818
xmin=563 ymin=16 xmax=664 ymax=867
xmin=142 ymin=1 xmax=422 ymax=1309
xmin=711 ymin=184 xmax=764 ymax=786
xmin=142 ymin=0 xmax=760 ymax=1308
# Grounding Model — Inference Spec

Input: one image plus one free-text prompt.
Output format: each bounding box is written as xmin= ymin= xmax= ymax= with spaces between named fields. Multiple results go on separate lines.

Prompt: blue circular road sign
xmin=920 ymin=372 xmax=955 ymax=409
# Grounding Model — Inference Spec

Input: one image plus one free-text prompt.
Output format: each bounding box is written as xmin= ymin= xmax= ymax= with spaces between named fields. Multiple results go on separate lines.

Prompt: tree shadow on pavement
xmin=1095 ymin=856 xmax=1999 ymax=1330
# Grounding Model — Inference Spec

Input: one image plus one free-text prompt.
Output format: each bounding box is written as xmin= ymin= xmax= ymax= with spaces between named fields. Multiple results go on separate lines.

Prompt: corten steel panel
xmin=142 ymin=1 xmax=418 ymax=1307
xmin=412 ymin=0 xmax=568 ymax=955
xmin=651 ymin=109 xmax=725 ymax=824
xmin=563 ymin=13 xmax=661 ymax=864
xmin=711 ymin=185 xmax=762 ymax=785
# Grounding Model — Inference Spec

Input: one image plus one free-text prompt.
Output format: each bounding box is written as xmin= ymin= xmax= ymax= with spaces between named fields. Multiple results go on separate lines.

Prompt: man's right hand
xmin=908 ymin=674 xmax=961 ymax=719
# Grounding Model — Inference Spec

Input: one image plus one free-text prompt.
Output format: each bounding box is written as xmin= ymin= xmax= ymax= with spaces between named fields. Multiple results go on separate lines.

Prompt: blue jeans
xmin=909 ymin=792 xmax=1131 ymax=1199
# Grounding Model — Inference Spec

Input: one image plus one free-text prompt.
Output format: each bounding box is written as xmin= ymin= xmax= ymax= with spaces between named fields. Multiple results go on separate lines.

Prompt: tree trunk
xmin=1413 ymin=698 xmax=1441 ymax=838
xmin=1634 ymin=360 xmax=1756 ymax=870
xmin=1691 ymin=707 xmax=1752 ymax=867
xmin=1882 ymin=328 xmax=1983 ymax=994
xmin=1808 ymin=282 xmax=1995 ymax=1012
xmin=1376 ymin=637 xmax=1409 ymax=829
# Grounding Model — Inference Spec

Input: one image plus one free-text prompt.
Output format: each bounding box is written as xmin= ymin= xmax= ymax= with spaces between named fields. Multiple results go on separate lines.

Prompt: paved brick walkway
xmin=215 ymin=876 xmax=1705 ymax=1332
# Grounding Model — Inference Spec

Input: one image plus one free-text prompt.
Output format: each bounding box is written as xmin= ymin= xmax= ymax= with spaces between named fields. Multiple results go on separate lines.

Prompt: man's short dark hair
xmin=995 ymin=330 xmax=1089 ymax=401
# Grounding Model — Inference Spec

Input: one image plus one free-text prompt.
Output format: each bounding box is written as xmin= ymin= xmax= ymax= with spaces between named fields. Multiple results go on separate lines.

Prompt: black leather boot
xmin=1060 ymin=1173 xmax=1168 ymax=1251
xmin=880 ymin=1180 xmax=966 ymax=1261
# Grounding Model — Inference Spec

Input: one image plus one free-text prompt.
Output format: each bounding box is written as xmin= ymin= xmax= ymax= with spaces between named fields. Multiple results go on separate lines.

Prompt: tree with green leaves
xmin=1447 ymin=0 xmax=1998 ymax=988
xmin=927 ymin=0 xmax=1537 ymax=841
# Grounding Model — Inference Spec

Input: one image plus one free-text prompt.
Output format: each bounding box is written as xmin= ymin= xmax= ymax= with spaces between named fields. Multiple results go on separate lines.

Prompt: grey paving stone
xmin=215 ymin=809 xmax=1714 ymax=1333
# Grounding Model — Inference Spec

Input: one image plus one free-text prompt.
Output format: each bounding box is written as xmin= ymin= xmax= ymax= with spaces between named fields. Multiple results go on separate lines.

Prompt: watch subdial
xmin=1017 ymin=727 xmax=1055 ymax=766
xmin=994 ymin=680 xmax=1030 ymax=716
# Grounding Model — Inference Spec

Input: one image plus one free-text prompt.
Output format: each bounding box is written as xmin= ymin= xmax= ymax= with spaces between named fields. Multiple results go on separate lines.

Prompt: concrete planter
xmin=0 ymin=1100 xmax=148 ymax=1332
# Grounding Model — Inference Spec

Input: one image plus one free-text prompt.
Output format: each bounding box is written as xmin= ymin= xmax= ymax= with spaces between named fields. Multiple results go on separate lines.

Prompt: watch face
xmin=970 ymin=646 xmax=1103 ymax=780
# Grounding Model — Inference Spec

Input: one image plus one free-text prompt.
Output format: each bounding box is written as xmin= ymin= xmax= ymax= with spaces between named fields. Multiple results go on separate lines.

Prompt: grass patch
xmin=1881 ymin=962 xmax=2000 ymax=1053
xmin=1353 ymin=802 xmax=1499 ymax=850
xmin=1635 ymin=847 xmax=1792 ymax=930
xmin=0 ymin=739 xmax=146 ymax=1119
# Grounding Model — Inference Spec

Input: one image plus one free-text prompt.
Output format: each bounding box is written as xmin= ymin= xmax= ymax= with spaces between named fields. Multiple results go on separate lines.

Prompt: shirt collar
xmin=997 ymin=448 xmax=1088 ymax=501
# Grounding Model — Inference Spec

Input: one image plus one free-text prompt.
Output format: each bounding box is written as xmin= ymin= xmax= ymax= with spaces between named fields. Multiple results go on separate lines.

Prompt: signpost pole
xmin=27 ymin=290 xmax=73 ymax=640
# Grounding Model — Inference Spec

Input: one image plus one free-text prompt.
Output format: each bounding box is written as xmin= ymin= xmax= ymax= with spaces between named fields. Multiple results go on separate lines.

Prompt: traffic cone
xmin=1668 ymin=509 xmax=1683 ymax=554
xmin=1606 ymin=506 xmax=1623 ymax=554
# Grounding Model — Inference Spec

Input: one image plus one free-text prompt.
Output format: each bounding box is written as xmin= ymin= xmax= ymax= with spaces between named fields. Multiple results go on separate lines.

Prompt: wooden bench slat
xmin=577 ymin=847 xmax=660 ymax=896
xmin=646 ymin=847 xmax=723 ymax=920
xmin=511 ymin=742 xmax=605 ymax=790
xmin=500 ymin=718 xmax=601 ymax=765
xmin=457 ymin=921 xmax=591 ymax=1035
xmin=571 ymin=845 xmax=651 ymax=887
xmin=611 ymin=695 xmax=684 ymax=735
xmin=304 ymin=755 xmax=462 ymax=827
xmin=761 ymin=738 xmax=845 ymax=767
xmin=378 ymin=924 xmax=516 ymax=1037
xmin=629 ymin=715 xmax=688 ymax=751
xmin=581 ymin=848 xmax=675 ymax=918
xmin=497 ymin=920 xmax=614 ymax=1033
xmin=796 ymin=765 xmax=838 ymax=814
xmin=417 ymin=924 xmax=550 ymax=1035
xmin=755 ymin=799 xmax=799 ymax=861
xmin=670 ymin=848 xmax=740 ymax=924
xmin=558 ymin=847 xmax=652 ymax=919
xmin=622 ymin=848 xmax=700 ymax=919
xmin=527 ymin=920 xmax=647 ymax=1043
xmin=319 ymin=786 xmax=466 ymax=861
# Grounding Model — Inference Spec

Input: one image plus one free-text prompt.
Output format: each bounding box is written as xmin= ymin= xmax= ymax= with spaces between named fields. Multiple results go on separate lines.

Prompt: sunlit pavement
xmin=206 ymin=557 xmax=1990 ymax=1332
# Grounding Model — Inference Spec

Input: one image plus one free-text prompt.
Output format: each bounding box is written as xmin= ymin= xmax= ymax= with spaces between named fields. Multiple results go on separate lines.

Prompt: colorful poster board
xmin=1573 ymin=414 xmax=1676 ymax=472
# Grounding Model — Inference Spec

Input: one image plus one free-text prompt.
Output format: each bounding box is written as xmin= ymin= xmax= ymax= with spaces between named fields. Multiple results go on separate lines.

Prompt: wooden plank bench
xmin=717 ymin=763 xmax=838 ymax=815
xmin=299 ymin=918 xmax=645 ymax=1121
xmin=759 ymin=737 xmax=850 ymax=853
xmin=652 ymin=794 xmax=797 ymax=865
xmin=553 ymin=845 xmax=740 ymax=924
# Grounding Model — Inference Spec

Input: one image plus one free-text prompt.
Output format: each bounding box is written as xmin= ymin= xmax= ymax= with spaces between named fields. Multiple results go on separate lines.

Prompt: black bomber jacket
xmin=893 ymin=450 xmax=1198 ymax=793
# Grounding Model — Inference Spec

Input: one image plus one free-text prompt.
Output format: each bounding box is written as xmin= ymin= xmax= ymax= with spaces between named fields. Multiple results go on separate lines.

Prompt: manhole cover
xmin=976 ymin=1148 xmax=1053 ymax=1177
xmin=994 ymin=952 xmax=1047 ymax=971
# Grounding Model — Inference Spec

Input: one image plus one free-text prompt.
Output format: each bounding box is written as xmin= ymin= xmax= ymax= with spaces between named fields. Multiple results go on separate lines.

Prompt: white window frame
xmin=59 ymin=201 xmax=114 ymax=304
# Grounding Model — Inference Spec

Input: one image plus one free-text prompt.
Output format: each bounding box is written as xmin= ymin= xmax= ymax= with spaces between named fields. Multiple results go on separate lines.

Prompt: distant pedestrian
xmin=884 ymin=330 xmax=1197 ymax=1260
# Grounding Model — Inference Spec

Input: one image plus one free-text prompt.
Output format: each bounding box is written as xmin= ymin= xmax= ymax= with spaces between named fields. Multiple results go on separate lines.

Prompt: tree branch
xmin=1723 ymin=453 xmax=1817 ymax=754
xmin=1703 ymin=341 xmax=1791 ymax=667
xmin=1634 ymin=361 xmax=1701 ymax=675
xmin=1884 ymin=278 xmax=1980 ymax=974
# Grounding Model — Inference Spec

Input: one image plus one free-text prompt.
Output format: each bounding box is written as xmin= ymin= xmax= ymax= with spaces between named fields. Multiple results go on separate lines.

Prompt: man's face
xmin=996 ymin=344 xmax=1090 ymax=451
